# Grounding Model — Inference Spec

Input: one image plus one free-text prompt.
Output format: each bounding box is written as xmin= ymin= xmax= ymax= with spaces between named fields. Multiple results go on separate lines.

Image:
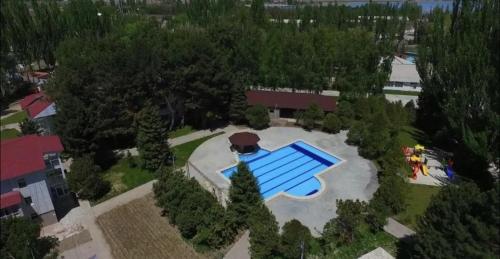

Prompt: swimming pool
xmin=222 ymin=141 xmax=341 ymax=199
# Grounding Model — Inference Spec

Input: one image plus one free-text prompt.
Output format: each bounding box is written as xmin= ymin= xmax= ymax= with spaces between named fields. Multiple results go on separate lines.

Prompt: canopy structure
xmin=229 ymin=132 xmax=260 ymax=153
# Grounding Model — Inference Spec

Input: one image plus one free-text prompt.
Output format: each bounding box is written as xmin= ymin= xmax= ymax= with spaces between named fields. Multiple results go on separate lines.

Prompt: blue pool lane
xmin=222 ymin=141 xmax=340 ymax=199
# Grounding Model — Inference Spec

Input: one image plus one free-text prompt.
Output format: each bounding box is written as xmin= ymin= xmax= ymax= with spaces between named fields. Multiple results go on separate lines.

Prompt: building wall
xmin=1 ymin=171 xmax=55 ymax=216
xmin=33 ymin=116 xmax=55 ymax=135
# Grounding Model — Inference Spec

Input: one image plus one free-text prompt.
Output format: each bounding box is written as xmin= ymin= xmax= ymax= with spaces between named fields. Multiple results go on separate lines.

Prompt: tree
xmin=229 ymin=83 xmax=247 ymax=124
xmin=322 ymin=113 xmax=342 ymax=134
xmin=246 ymin=105 xmax=270 ymax=130
xmin=0 ymin=217 xmax=58 ymax=259
xmin=359 ymin=111 xmax=391 ymax=159
xmin=249 ymin=204 xmax=280 ymax=259
xmin=20 ymin=119 xmax=40 ymax=135
xmin=280 ymin=219 xmax=313 ymax=259
xmin=250 ymin=0 xmax=266 ymax=26
xmin=346 ymin=121 xmax=366 ymax=146
xmin=67 ymin=155 xmax=110 ymax=200
xmin=336 ymin=101 xmax=355 ymax=130
xmin=322 ymin=199 xmax=367 ymax=245
xmin=136 ymin=103 xmax=171 ymax=171
xmin=228 ymin=162 xmax=262 ymax=228
xmin=409 ymin=182 xmax=499 ymax=258
xmin=301 ymin=103 xmax=324 ymax=130
xmin=416 ymin=1 xmax=499 ymax=188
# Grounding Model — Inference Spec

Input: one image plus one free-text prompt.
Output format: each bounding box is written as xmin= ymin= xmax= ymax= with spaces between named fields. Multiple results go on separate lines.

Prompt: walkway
xmin=46 ymin=125 xmax=238 ymax=259
xmin=383 ymin=217 xmax=416 ymax=239
xmin=223 ymin=231 xmax=250 ymax=259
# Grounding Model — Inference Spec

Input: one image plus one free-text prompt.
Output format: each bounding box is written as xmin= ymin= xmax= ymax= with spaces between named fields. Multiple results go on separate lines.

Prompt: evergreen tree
xmin=67 ymin=155 xmax=110 ymax=200
xmin=249 ymin=204 xmax=280 ymax=259
xmin=322 ymin=199 xmax=367 ymax=245
xmin=136 ymin=103 xmax=170 ymax=171
xmin=301 ymin=103 xmax=324 ymax=130
xmin=280 ymin=219 xmax=313 ymax=259
xmin=250 ymin=0 xmax=266 ymax=26
xmin=409 ymin=182 xmax=499 ymax=258
xmin=20 ymin=118 xmax=40 ymax=135
xmin=228 ymin=162 xmax=262 ymax=227
xmin=229 ymin=83 xmax=247 ymax=124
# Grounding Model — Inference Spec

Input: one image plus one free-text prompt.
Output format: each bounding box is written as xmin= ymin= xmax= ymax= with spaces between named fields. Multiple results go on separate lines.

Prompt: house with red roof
xmin=1 ymin=135 xmax=68 ymax=225
xmin=20 ymin=92 xmax=57 ymax=135
xmin=246 ymin=90 xmax=337 ymax=119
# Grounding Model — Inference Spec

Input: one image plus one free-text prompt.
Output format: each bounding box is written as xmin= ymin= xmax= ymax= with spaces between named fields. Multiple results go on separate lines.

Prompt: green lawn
xmin=97 ymin=132 xmax=224 ymax=204
xmin=169 ymin=125 xmax=195 ymax=139
xmin=0 ymin=111 xmax=27 ymax=125
xmin=395 ymin=184 xmax=441 ymax=229
xmin=327 ymin=226 xmax=398 ymax=258
xmin=1 ymin=129 xmax=20 ymax=140
xmin=383 ymin=89 xmax=421 ymax=96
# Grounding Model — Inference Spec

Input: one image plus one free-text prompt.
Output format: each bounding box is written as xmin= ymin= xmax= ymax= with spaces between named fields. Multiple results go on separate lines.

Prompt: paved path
xmin=117 ymin=125 xmax=238 ymax=156
xmin=224 ymin=231 xmax=250 ymax=259
xmin=383 ymin=217 xmax=416 ymax=239
xmin=1 ymin=101 xmax=21 ymax=119
xmin=0 ymin=123 xmax=21 ymax=131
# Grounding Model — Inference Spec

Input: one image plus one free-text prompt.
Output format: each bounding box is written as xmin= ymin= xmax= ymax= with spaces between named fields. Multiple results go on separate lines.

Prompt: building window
xmin=24 ymin=196 xmax=32 ymax=205
xmin=17 ymin=178 xmax=27 ymax=188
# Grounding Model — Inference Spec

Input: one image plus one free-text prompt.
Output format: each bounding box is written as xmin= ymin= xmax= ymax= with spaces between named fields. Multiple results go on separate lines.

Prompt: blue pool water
xmin=222 ymin=141 xmax=340 ymax=199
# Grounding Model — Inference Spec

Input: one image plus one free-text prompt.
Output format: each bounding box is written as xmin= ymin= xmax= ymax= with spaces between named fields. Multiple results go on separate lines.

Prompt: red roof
xmin=31 ymin=71 xmax=49 ymax=79
xmin=229 ymin=132 xmax=260 ymax=147
xmin=20 ymin=92 xmax=53 ymax=119
xmin=0 ymin=191 xmax=22 ymax=209
xmin=246 ymin=90 xmax=336 ymax=112
xmin=1 ymin=135 xmax=64 ymax=181
xmin=20 ymin=93 xmax=44 ymax=109
xmin=26 ymin=98 xmax=53 ymax=119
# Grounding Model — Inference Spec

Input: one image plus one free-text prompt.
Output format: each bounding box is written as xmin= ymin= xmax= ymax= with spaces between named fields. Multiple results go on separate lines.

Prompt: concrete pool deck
xmin=188 ymin=127 xmax=379 ymax=235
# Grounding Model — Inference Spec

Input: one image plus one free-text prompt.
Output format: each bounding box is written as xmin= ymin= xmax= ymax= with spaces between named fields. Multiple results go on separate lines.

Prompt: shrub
xmin=301 ymin=103 xmax=324 ymax=130
xmin=336 ymin=101 xmax=355 ymax=129
xmin=20 ymin=118 xmax=40 ymax=135
xmin=322 ymin=113 xmax=342 ymax=134
xmin=346 ymin=121 xmax=366 ymax=145
xmin=322 ymin=199 xmax=367 ymax=245
xmin=246 ymin=105 xmax=270 ymax=129
xmin=249 ymin=204 xmax=281 ymax=259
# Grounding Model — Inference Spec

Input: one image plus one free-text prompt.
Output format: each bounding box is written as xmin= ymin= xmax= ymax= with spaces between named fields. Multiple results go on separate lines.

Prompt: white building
xmin=384 ymin=56 xmax=421 ymax=92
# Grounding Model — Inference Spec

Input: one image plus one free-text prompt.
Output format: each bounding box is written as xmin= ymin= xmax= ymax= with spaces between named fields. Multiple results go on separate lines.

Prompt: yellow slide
xmin=421 ymin=165 xmax=429 ymax=176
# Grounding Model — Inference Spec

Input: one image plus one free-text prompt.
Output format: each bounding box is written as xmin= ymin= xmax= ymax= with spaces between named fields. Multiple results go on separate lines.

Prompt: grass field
xmin=1 ymin=129 xmax=20 ymax=140
xmin=0 ymin=111 xmax=27 ymax=125
xmin=395 ymin=184 xmax=441 ymax=229
xmin=98 ymin=132 xmax=224 ymax=203
xmin=170 ymin=125 xmax=195 ymax=138
xmin=97 ymin=194 xmax=206 ymax=259
xmin=383 ymin=90 xmax=421 ymax=96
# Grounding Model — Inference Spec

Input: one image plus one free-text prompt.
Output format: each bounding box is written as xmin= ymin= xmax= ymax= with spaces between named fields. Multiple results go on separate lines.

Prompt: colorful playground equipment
xmin=402 ymin=144 xmax=429 ymax=179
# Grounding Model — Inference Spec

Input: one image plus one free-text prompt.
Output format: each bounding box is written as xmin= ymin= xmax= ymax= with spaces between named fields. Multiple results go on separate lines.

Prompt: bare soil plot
xmin=96 ymin=194 xmax=206 ymax=259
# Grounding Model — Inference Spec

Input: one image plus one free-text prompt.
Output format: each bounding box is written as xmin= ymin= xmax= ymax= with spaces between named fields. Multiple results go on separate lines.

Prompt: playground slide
xmin=421 ymin=165 xmax=429 ymax=176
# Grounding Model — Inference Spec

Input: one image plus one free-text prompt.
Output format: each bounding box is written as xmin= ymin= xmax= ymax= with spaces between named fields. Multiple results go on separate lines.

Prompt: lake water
xmin=266 ymin=1 xmax=454 ymax=13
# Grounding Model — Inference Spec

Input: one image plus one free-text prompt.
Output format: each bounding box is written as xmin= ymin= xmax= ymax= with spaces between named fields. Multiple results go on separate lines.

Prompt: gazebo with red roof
xmin=229 ymin=132 xmax=260 ymax=153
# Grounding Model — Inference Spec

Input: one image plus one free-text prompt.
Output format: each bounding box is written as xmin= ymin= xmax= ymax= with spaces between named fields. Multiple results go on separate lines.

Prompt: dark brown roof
xmin=246 ymin=90 xmax=336 ymax=112
xmin=229 ymin=132 xmax=260 ymax=147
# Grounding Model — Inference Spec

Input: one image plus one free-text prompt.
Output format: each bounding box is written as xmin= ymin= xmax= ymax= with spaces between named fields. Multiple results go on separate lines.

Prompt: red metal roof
xmin=0 ymin=191 xmax=22 ymax=209
xmin=26 ymin=98 xmax=52 ymax=119
xmin=229 ymin=132 xmax=260 ymax=147
xmin=20 ymin=93 xmax=44 ymax=109
xmin=1 ymin=135 xmax=64 ymax=181
xmin=246 ymin=90 xmax=336 ymax=112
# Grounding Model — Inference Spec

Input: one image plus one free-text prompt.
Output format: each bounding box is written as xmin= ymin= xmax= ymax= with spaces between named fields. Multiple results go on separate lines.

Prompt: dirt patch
xmin=96 ymin=194 xmax=206 ymax=259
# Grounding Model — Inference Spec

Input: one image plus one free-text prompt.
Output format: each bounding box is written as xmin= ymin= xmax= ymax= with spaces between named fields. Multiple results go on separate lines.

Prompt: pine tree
xmin=229 ymin=83 xmax=247 ymax=124
xmin=136 ymin=103 xmax=170 ymax=171
xmin=228 ymin=162 xmax=262 ymax=228
xmin=280 ymin=219 xmax=313 ymax=259
xmin=249 ymin=204 xmax=280 ymax=259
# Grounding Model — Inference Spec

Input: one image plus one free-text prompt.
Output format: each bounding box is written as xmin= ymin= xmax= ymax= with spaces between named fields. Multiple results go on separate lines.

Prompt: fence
xmin=187 ymin=160 xmax=229 ymax=207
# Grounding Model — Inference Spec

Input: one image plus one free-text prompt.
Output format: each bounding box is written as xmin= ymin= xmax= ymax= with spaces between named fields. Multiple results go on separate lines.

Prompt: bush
xmin=20 ymin=118 xmax=40 ymax=135
xmin=336 ymin=101 xmax=355 ymax=129
xmin=68 ymin=155 xmax=110 ymax=200
xmin=249 ymin=204 xmax=281 ymax=259
xmin=246 ymin=105 xmax=270 ymax=129
xmin=301 ymin=103 xmax=324 ymax=130
xmin=322 ymin=199 xmax=367 ymax=245
xmin=346 ymin=121 xmax=366 ymax=145
xmin=126 ymin=151 xmax=137 ymax=168
xmin=322 ymin=113 xmax=342 ymax=134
